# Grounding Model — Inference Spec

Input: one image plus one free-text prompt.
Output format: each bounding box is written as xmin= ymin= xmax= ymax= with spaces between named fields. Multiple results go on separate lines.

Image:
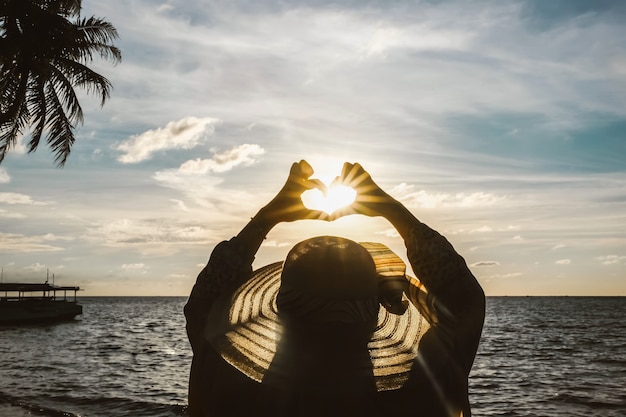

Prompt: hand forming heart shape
xmin=301 ymin=182 xmax=356 ymax=215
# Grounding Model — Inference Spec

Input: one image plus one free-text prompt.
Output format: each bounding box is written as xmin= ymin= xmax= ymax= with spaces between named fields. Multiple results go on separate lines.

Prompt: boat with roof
xmin=0 ymin=271 xmax=82 ymax=324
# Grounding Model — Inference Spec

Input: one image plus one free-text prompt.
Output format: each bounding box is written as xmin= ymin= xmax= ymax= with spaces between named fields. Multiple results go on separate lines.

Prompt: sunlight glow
xmin=301 ymin=183 xmax=356 ymax=214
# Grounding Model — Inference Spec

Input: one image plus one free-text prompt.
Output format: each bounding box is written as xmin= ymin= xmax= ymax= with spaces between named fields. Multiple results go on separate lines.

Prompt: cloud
xmin=500 ymin=225 xmax=521 ymax=231
xmin=86 ymin=218 xmax=216 ymax=248
xmin=4 ymin=134 xmax=27 ymax=156
xmin=24 ymin=262 xmax=48 ymax=272
xmin=177 ymin=144 xmax=265 ymax=174
xmin=0 ymin=168 xmax=9 ymax=183
xmin=0 ymin=233 xmax=65 ymax=253
xmin=0 ymin=209 xmax=25 ymax=219
xmin=121 ymin=263 xmax=146 ymax=270
xmin=42 ymin=233 xmax=75 ymax=241
xmin=375 ymin=228 xmax=401 ymax=238
xmin=152 ymin=144 xmax=265 ymax=209
xmin=595 ymin=255 xmax=626 ymax=265
xmin=556 ymin=259 xmax=572 ymax=265
xmin=115 ymin=117 xmax=219 ymax=163
xmin=261 ymin=240 xmax=292 ymax=248
xmin=488 ymin=272 xmax=523 ymax=279
xmin=391 ymin=184 xmax=505 ymax=209
xmin=170 ymin=199 xmax=190 ymax=211
xmin=471 ymin=261 xmax=501 ymax=267
xmin=0 ymin=193 xmax=47 ymax=205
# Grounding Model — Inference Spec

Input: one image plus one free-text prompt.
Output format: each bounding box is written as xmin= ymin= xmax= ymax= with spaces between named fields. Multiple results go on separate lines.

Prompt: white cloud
xmin=391 ymin=184 xmax=505 ymax=209
xmin=0 ymin=209 xmax=25 ymax=219
xmin=0 ymin=233 xmax=65 ymax=253
xmin=364 ymin=24 xmax=471 ymax=57
xmin=595 ymin=255 xmax=626 ymax=265
xmin=42 ymin=233 xmax=75 ymax=241
xmin=115 ymin=117 xmax=219 ymax=163
xmin=489 ymin=272 xmax=523 ymax=279
xmin=152 ymin=144 xmax=265 ymax=210
xmin=0 ymin=192 xmax=47 ymax=205
xmin=157 ymin=4 xmax=174 ymax=13
xmin=556 ymin=259 xmax=572 ymax=265
xmin=24 ymin=262 xmax=47 ymax=272
xmin=7 ymin=134 xmax=27 ymax=155
xmin=121 ymin=263 xmax=146 ymax=270
xmin=261 ymin=240 xmax=292 ymax=248
xmin=170 ymin=199 xmax=190 ymax=212
xmin=177 ymin=144 xmax=265 ymax=174
xmin=471 ymin=261 xmax=500 ymax=267
xmin=0 ymin=168 xmax=9 ymax=183
xmin=375 ymin=228 xmax=401 ymax=238
xmin=86 ymin=218 xmax=216 ymax=248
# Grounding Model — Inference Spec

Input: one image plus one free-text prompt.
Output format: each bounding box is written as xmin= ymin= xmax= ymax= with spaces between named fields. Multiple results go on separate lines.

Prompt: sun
xmin=298 ymin=157 xmax=357 ymax=214
xmin=301 ymin=182 xmax=356 ymax=214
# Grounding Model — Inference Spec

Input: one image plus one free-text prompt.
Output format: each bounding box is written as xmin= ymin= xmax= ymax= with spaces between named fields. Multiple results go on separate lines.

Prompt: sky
xmin=1 ymin=0 xmax=625 ymax=296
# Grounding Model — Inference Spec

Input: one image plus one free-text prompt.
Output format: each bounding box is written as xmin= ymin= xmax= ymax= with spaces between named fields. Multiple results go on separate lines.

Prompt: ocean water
xmin=0 ymin=297 xmax=624 ymax=416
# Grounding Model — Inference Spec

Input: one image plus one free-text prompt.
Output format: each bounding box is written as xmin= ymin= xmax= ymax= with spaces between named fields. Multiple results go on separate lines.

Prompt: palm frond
xmin=72 ymin=17 xmax=122 ymax=64
xmin=77 ymin=16 xmax=121 ymax=45
xmin=42 ymin=82 xmax=75 ymax=167
xmin=25 ymin=74 xmax=47 ymax=152
xmin=55 ymin=57 xmax=113 ymax=106
xmin=47 ymin=64 xmax=84 ymax=124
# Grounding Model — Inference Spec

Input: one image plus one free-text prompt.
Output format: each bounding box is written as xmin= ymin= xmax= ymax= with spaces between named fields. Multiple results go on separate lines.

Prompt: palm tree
xmin=0 ymin=0 xmax=121 ymax=166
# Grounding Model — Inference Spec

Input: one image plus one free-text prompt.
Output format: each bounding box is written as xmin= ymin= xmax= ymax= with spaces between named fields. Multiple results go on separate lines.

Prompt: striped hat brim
xmin=209 ymin=242 xmax=430 ymax=392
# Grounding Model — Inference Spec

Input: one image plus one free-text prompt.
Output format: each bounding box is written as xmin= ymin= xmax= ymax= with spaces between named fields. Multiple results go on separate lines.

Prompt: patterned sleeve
xmin=403 ymin=221 xmax=485 ymax=371
xmin=184 ymin=238 xmax=254 ymax=353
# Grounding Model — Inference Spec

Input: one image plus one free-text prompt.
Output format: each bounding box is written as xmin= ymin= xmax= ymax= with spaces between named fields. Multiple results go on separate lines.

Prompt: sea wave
xmin=0 ymin=391 xmax=187 ymax=417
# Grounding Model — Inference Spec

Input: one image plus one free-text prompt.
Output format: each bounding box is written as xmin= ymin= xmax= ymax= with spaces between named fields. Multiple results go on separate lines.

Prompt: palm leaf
xmin=26 ymin=73 xmax=47 ymax=152
xmin=55 ymin=57 xmax=112 ymax=106
xmin=48 ymin=64 xmax=84 ymax=124
xmin=42 ymin=82 xmax=75 ymax=166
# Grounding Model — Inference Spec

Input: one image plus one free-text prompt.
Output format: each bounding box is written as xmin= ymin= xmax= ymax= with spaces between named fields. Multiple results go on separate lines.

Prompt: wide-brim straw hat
xmin=206 ymin=240 xmax=430 ymax=392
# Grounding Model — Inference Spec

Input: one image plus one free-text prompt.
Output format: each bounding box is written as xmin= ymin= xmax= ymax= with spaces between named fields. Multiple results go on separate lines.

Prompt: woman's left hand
xmin=258 ymin=160 xmax=330 ymax=224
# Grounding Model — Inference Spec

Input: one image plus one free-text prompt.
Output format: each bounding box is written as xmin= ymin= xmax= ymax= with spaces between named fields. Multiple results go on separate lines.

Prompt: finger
xmin=340 ymin=162 xmax=355 ymax=183
xmin=342 ymin=162 xmax=367 ymax=187
xmin=288 ymin=161 xmax=301 ymax=176
xmin=298 ymin=159 xmax=314 ymax=179
xmin=303 ymin=178 xmax=327 ymax=194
